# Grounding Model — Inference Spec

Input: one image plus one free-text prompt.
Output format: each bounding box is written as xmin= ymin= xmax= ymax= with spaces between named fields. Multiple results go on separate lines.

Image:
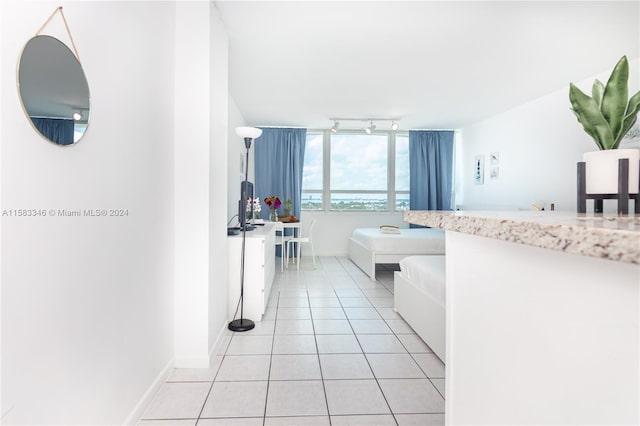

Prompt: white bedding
xmin=350 ymin=228 xmax=445 ymax=254
xmin=399 ymin=255 xmax=446 ymax=304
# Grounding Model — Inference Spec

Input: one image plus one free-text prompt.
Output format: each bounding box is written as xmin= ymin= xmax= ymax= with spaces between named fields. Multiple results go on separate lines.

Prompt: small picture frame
xmin=490 ymin=152 xmax=500 ymax=165
xmin=490 ymin=166 xmax=499 ymax=180
xmin=474 ymin=155 xmax=484 ymax=185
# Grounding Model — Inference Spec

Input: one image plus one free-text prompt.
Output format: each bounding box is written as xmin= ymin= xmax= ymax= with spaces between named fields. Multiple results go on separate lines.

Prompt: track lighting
xmin=329 ymin=118 xmax=400 ymax=133
xmin=365 ymin=121 xmax=376 ymax=134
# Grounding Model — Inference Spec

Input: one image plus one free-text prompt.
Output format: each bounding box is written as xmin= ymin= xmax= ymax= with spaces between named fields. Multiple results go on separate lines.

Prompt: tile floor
xmin=139 ymin=257 xmax=445 ymax=426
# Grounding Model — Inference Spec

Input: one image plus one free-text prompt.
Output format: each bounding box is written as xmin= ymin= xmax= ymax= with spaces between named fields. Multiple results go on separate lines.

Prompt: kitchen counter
xmin=404 ymin=210 xmax=640 ymax=264
xmin=403 ymin=210 xmax=639 ymax=425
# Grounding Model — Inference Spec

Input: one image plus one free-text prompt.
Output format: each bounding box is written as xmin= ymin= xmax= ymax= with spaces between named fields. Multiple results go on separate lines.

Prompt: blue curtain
xmin=254 ymin=128 xmax=307 ymax=255
xmin=409 ymin=130 xmax=454 ymax=222
xmin=30 ymin=118 xmax=74 ymax=145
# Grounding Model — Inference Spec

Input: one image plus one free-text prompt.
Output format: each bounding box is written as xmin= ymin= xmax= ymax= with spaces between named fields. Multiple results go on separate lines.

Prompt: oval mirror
xmin=17 ymin=35 xmax=90 ymax=146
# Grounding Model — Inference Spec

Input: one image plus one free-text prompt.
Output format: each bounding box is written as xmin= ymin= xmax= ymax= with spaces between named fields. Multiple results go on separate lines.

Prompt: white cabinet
xmin=228 ymin=222 xmax=276 ymax=322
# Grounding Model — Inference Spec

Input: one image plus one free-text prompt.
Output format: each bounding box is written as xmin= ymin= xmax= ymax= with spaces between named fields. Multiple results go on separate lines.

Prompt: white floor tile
xmin=431 ymin=378 xmax=445 ymax=397
xmin=378 ymin=379 xmax=444 ymax=414
xmin=226 ymin=335 xmax=273 ymax=355
xmin=324 ymin=380 xmax=390 ymax=415
xmin=275 ymin=319 xmax=314 ymax=334
xmin=413 ymin=353 xmax=445 ymax=378
xmin=311 ymin=307 xmax=347 ymax=319
xmin=277 ymin=307 xmax=312 ymax=319
xmin=330 ymin=414 xmax=396 ymax=425
xmin=397 ymin=334 xmax=432 ymax=353
xmin=309 ymin=298 xmax=341 ymax=307
xmin=339 ymin=298 xmax=373 ymax=308
xmin=272 ymin=334 xmax=317 ymax=354
xmin=216 ymin=355 xmax=271 ymax=381
xmin=270 ymin=354 xmax=322 ymax=380
xmin=141 ymin=382 xmax=211 ymax=419
xmin=313 ymin=319 xmax=353 ymax=335
xmin=375 ymin=308 xmax=402 ymax=320
xmin=395 ymin=413 xmax=445 ymax=426
xmin=316 ymin=334 xmax=362 ymax=354
xmin=356 ymin=335 xmax=407 ymax=353
xmin=138 ymin=419 xmax=197 ymax=426
xmin=197 ymin=418 xmax=263 ymax=426
xmin=319 ymin=354 xmax=373 ymax=380
xmin=365 ymin=353 xmax=426 ymax=379
xmin=362 ymin=289 xmax=393 ymax=298
xmin=266 ymin=380 xmax=327 ymax=416
xmin=368 ymin=298 xmax=395 ymax=308
xmin=385 ymin=319 xmax=415 ymax=334
xmin=200 ymin=381 xmax=268 ymax=418
xmin=264 ymin=416 xmax=330 ymax=425
xmin=278 ymin=297 xmax=310 ymax=308
xmin=349 ymin=320 xmax=392 ymax=334
xmin=343 ymin=307 xmax=381 ymax=320
xmin=335 ymin=289 xmax=365 ymax=297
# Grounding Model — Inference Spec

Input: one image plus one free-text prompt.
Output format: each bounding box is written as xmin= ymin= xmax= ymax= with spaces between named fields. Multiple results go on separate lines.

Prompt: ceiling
xmin=216 ymin=1 xmax=639 ymax=131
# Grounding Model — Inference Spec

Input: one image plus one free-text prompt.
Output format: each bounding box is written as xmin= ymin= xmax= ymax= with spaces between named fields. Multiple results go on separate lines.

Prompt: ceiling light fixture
xmin=72 ymin=112 xmax=82 ymax=121
xmin=329 ymin=118 xmax=400 ymax=133
xmin=365 ymin=121 xmax=376 ymax=134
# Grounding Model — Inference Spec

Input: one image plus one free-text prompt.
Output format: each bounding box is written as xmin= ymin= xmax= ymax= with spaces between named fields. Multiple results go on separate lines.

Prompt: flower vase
xmin=254 ymin=211 xmax=261 ymax=220
xmin=270 ymin=209 xmax=278 ymax=221
xmin=283 ymin=208 xmax=291 ymax=218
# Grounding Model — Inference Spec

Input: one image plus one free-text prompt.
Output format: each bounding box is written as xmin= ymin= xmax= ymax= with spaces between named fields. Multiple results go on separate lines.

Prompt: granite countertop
xmin=404 ymin=210 xmax=640 ymax=264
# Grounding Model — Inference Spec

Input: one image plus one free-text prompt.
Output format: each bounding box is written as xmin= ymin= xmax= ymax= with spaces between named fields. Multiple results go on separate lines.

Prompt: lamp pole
xmin=228 ymin=127 xmax=262 ymax=332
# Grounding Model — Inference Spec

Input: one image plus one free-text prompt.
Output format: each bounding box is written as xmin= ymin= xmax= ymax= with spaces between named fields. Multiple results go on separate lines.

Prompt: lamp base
xmin=228 ymin=318 xmax=255 ymax=332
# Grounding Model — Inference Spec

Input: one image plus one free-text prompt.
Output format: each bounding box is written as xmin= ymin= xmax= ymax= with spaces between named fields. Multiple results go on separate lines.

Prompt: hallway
xmin=139 ymin=257 xmax=445 ymax=425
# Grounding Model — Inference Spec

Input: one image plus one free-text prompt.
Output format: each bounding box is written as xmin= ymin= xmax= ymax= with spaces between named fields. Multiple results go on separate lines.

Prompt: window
xmin=395 ymin=135 xmax=409 ymax=210
xmin=302 ymin=131 xmax=408 ymax=212
xmin=331 ymin=133 xmax=387 ymax=210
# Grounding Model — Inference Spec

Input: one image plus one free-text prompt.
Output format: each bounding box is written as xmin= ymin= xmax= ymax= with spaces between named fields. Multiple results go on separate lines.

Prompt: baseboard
xmin=123 ymin=357 xmax=174 ymax=425
xmin=210 ymin=320 xmax=231 ymax=358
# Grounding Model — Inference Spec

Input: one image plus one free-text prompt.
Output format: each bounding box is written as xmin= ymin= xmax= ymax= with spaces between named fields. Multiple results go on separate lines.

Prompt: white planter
xmin=582 ymin=148 xmax=640 ymax=194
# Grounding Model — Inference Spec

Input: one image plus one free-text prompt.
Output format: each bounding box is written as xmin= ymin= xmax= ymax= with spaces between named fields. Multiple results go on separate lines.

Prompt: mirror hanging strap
xmin=35 ymin=6 xmax=81 ymax=63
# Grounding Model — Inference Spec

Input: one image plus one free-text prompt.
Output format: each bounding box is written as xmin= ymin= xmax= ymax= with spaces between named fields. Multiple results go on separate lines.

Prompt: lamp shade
xmin=236 ymin=126 xmax=263 ymax=139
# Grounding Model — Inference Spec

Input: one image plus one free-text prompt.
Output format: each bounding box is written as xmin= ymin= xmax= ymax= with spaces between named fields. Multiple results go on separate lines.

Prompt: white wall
xmin=173 ymin=0 xmax=212 ymax=369
xmin=208 ymin=4 xmax=231 ymax=355
xmin=227 ymin=96 xmax=247 ymax=223
xmin=1 ymin=1 xmax=176 ymax=424
xmin=461 ymin=59 xmax=640 ymax=212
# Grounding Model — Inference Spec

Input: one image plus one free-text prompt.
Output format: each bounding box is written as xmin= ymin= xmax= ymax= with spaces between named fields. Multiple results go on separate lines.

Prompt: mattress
xmin=399 ymin=255 xmax=446 ymax=304
xmin=350 ymin=228 xmax=445 ymax=254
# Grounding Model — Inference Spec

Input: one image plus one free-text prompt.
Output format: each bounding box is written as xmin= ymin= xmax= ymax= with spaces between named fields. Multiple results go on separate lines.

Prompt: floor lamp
xmin=228 ymin=126 xmax=263 ymax=332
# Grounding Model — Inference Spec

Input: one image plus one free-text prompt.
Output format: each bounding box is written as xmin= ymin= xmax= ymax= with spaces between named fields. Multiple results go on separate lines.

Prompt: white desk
xmin=227 ymin=222 xmax=276 ymax=322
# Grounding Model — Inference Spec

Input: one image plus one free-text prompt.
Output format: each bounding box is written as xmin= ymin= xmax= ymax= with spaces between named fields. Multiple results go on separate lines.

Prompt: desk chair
xmin=287 ymin=219 xmax=317 ymax=270
xmin=274 ymin=222 xmax=293 ymax=272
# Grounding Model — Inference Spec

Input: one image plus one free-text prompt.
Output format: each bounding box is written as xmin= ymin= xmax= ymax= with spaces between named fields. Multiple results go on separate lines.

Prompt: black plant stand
xmin=577 ymin=159 xmax=640 ymax=214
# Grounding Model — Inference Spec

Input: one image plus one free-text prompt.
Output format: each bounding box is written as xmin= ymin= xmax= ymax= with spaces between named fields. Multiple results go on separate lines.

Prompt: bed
xmin=394 ymin=255 xmax=446 ymax=362
xmin=348 ymin=227 xmax=445 ymax=280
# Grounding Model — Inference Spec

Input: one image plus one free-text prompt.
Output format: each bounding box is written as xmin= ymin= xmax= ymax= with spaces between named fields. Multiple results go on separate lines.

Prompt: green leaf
xmin=613 ymin=90 xmax=640 ymax=147
xmin=570 ymin=83 xmax=614 ymax=149
xmin=601 ymin=56 xmax=629 ymax=141
xmin=592 ymin=80 xmax=604 ymax=108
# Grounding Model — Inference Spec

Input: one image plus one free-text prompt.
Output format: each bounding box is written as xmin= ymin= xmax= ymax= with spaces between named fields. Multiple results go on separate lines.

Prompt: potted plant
xmin=569 ymin=55 xmax=640 ymax=194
